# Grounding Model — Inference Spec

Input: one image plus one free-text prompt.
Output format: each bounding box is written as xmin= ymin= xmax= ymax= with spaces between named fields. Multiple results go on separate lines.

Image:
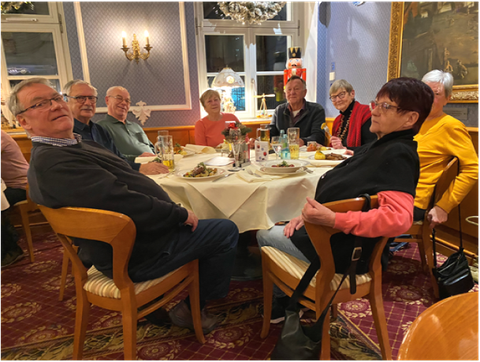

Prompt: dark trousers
xmin=130 ymin=219 xmax=239 ymax=304
xmin=414 ymin=206 xmax=426 ymax=222
xmin=1 ymin=187 xmax=27 ymax=259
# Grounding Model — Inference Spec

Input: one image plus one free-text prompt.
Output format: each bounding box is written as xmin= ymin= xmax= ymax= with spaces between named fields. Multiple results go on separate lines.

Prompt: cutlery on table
xmin=246 ymin=168 xmax=262 ymax=178
xmin=213 ymin=173 xmax=234 ymax=182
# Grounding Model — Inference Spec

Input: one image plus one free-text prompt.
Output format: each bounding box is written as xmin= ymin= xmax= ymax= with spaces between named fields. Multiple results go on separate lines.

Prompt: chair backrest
xmin=304 ymin=196 xmax=386 ymax=285
xmin=38 ymin=205 xmax=136 ymax=290
xmin=432 ymin=157 xmax=459 ymax=206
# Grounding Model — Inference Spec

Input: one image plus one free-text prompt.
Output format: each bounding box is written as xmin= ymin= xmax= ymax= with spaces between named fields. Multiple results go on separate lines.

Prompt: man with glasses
xmin=329 ymin=79 xmax=376 ymax=151
xmin=10 ymin=78 xmax=239 ymax=333
xmin=269 ymin=75 xmax=326 ymax=146
xmin=64 ymin=80 xmax=167 ymax=175
xmin=98 ymin=86 xmax=155 ymax=161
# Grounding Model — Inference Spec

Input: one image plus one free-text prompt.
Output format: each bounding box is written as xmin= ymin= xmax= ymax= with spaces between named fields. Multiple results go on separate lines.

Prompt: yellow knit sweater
xmin=414 ymin=114 xmax=478 ymax=213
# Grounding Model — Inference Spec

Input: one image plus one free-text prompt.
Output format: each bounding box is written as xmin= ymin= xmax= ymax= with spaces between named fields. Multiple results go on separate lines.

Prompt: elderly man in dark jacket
xmin=269 ymin=75 xmax=326 ymax=146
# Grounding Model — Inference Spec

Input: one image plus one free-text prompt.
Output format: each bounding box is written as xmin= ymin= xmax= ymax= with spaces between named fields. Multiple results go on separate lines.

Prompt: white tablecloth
xmin=1 ymin=179 xmax=10 ymax=211
xmin=149 ymin=152 xmax=331 ymax=233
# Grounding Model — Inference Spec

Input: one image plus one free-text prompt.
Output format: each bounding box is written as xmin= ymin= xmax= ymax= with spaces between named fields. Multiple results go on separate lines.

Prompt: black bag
xmin=432 ymin=206 xmax=474 ymax=300
xmin=270 ymin=195 xmax=372 ymax=360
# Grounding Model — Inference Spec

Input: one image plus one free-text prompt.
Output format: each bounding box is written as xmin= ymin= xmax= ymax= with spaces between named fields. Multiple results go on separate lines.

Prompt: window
xmin=195 ymin=2 xmax=302 ymax=119
xmin=1 ymin=2 xmax=72 ymax=122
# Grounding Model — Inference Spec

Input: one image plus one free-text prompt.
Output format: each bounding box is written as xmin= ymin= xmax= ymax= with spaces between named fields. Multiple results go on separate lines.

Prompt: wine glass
xmin=271 ymin=136 xmax=282 ymax=160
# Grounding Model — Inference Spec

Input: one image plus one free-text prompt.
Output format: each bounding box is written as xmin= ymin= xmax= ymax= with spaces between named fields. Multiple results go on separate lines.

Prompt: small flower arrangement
xmin=221 ymin=121 xmax=252 ymax=138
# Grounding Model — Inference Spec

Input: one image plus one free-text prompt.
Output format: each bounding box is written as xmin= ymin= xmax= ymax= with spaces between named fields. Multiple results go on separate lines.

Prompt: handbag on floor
xmin=432 ymin=206 xmax=474 ymax=300
xmin=270 ymin=195 xmax=371 ymax=360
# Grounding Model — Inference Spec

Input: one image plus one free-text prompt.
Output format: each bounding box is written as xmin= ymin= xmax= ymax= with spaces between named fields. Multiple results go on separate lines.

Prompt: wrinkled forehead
xmin=110 ymin=88 xmax=130 ymax=98
xmin=285 ymin=79 xmax=305 ymax=90
xmin=330 ymin=87 xmax=346 ymax=96
xmin=18 ymin=83 xmax=57 ymax=106
xmin=71 ymin=84 xmax=96 ymax=96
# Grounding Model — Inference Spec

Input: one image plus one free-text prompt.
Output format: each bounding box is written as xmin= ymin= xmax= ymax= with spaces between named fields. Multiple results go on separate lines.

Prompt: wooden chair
xmin=261 ymin=196 xmax=392 ymax=360
xmin=394 ymin=157 xmax=459 ymax=298
xmin=398 ymin=291 xmax=478 ymax=360
xmin=39 ymin=205 xmax=205 ymax=360
xmin=12 ymin=185 xmax=37 ymax=262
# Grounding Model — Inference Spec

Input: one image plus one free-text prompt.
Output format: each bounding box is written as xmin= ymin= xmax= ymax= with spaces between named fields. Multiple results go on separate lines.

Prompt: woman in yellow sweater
xmin=415 ymin=70 xmax=478 ymax=228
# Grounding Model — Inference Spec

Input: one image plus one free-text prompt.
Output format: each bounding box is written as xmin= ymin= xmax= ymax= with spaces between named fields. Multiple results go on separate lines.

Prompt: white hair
xmin=63 ymin=79 xmax=97 ymax=96
xmin=422 ymin=70 xmax=454 ymax=98
xmin=8 ymin=78 xmax=53 ymax=116
xmin=106 ymin=86 xmax=129 ymax=96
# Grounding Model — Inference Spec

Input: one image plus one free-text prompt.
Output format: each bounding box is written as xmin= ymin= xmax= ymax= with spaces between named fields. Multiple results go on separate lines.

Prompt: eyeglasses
xmin=369 ymin=101 xmax=402 ymax=113
xmin=16 ymin=94 xmax=66 ymax=116
xmin=108 ymin=95 xmax=131 ymax=104
xmin=329 ymin=91 xmax=347 ymax=101
xmin=65 ymin=95 xmax=98 ymax=104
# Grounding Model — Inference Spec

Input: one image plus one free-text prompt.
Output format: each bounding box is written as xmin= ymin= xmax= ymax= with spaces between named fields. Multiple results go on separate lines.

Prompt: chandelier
xmin=218 ymin=2 xmax=286 ymax=25
xmin=0 ymin=1 xmax=33 ymax=14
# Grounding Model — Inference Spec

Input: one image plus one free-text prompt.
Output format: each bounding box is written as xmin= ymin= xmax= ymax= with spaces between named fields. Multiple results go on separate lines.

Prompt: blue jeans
xmin=131 ymin=219 xmax=239 ymax=304
xmin=257 ymin=225 xmax=309 ymax=298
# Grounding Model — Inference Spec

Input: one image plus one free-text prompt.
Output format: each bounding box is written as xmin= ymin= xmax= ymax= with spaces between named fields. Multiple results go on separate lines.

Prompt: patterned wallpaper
xmin=316 ymin=2 xmax=477 ymax=126
xmin=62 ymin=1 xmax=201 ymax=127
xmin=63 ymin=2 xmax=83 ymax=80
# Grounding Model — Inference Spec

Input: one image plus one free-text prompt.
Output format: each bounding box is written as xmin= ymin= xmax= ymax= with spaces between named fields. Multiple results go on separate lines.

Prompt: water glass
xmin=157 ymin=130 xmax=169 ymax=143
xmin=160 ymin=135 xmax=175 ymax=171
xmin=271 ymin=136 xmax=281 ymax=160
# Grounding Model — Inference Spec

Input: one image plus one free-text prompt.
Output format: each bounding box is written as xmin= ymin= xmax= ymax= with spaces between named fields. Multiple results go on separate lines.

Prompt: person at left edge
xmin=64 ymin=80 xmax=168 ymax=175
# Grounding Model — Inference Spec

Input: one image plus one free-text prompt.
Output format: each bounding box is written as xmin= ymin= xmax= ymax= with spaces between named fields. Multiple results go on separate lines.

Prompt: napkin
xmin=135 ymin=154 xmax=183 ymax=164
xmin=184 ymin=144 xmax=216 ymax=154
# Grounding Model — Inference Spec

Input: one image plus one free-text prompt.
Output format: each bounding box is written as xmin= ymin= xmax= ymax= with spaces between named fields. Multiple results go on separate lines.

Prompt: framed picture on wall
xmin=387 ymin=2 xmax=478 ymax=103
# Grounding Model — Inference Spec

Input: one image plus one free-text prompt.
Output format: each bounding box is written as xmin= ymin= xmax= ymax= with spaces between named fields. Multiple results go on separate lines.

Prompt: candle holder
xmin=121 ymin=33 xmax=152 ymax=64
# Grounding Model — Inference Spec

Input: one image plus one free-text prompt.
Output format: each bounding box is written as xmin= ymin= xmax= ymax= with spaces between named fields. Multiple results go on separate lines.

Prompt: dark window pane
xmin=256 ymin=36 xmax=287 ymax=72
xmin=205 ymin=35 xmax=244 ymax=73
xmin=2 ymin=2 xmax=49 ymax=15
xmin=10 ymin=79 xmax=60 ymax=92
xmin=2 ymin=32 xmax=58 ymax=76
xmin=203 ymin=2 xmax=231 ymax=20
xmin=270 ymin=4 xmax=287 ymax=21
xmin=257 ymin=75 xmax=286 ymax=110
xmin=207 ymin=76 xmax=245 ymax=112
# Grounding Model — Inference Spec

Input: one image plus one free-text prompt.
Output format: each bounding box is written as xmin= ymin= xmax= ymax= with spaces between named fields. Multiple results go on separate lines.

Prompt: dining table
xmin=139 ymin=150 xmax=334 ymax=233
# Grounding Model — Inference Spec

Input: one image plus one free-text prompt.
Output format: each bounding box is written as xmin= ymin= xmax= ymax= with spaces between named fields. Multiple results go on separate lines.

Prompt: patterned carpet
xmin=1 ymin=226 xmax=476 ymax=360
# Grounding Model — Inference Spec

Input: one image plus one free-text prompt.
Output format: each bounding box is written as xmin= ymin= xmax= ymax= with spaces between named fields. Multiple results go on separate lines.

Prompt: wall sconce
xmin=121 ymin=31 xmax=152 ymax=64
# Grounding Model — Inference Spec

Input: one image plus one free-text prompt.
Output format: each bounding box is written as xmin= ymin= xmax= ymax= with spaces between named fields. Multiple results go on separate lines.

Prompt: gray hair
xmin=422 ymin=70 xmax=454 ymax=98
xmin=329 ymin=79 xmax=353 ymax=95
xmin=8 ymin=78 xmax=53 ymax=116
xmin=106 ymin=86 xmax=128 ymax=96
xmin=63 ymin=79 xmax=97 ymax=96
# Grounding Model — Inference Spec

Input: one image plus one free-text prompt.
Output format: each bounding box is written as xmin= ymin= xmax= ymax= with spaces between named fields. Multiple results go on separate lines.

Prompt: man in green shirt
xmin=98 ymin=86 xmax=155 ymax=161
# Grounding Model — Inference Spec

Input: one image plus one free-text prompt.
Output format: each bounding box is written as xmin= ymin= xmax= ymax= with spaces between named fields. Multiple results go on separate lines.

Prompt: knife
xmin=213 ymin=173 xmax=234 ymax=182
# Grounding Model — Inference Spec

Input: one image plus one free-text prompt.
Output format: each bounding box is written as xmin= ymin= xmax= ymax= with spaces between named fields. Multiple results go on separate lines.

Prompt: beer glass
xmin=160 ymin=135 xmax=175 ymax=171
xmin=256 ymin=124 xmax=270 ymax=142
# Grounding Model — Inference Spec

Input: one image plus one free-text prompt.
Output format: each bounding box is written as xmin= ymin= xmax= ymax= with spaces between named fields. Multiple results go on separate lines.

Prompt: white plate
xmin=177 ymin=149 xmax=195 ymax=157
xmin=321 ymin=148 xmax=347 ymax=155
xmin=260 ymin=166 xmax=307 ymax=175
xmin=308 ymin=154 xmax=349 ymax=166
xmin=175 ymin=167 xmax=226 ymax=181
xmin=260 ymin=159 xmax=310 ymax=173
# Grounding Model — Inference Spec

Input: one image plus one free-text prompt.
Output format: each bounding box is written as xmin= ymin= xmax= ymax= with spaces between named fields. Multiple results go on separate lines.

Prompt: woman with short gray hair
xmin=328 ymin=79 xmax=376 ymax=150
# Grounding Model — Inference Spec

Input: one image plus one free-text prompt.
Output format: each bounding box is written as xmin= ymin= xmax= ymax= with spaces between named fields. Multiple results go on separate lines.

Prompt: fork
xmin=246 ymin=168 xmax=262 ymax=178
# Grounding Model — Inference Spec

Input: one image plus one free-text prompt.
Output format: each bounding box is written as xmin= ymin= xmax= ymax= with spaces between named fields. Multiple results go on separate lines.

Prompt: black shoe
xmin=144 ymin=307 xmax=172 ymax=327
xmin=1 ymin=247 xmax=24 ymax=268
xmin=268 ymin=296 xmax=305 ymax=324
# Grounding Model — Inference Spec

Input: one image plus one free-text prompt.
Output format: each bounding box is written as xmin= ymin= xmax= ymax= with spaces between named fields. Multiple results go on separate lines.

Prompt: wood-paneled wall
xmin=9 ymin=123 xmax=478 ymax=258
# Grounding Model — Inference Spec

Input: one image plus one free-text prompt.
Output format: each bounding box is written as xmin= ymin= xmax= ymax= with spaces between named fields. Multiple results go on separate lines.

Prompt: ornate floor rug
xmin=1 ymin=227 xmax=477 ymax=360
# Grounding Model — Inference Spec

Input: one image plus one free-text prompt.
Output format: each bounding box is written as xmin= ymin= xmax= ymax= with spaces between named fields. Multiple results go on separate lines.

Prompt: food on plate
xmin=320 ymin=146 xmax=331 ymax=151
xmin=183 ymin=162 xmax=218 ymax=178
xmin=174 ymin=143 xmax=187 ymax=155
xmin=314 ymin=151 xmax=326 ymax=160
xmin=307 ymin=143 xmax=319 ymax=152
xmin=325 ymin=153 xmax=347 ymax=160
xmin=271 ymin=160 xmax=295 ymax=168
xmin=149 ymin=157 xmax=163 ymax=163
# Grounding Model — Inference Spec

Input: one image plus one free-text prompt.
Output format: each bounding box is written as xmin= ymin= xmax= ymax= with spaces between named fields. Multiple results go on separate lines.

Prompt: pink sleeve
xmin=333 ymin=191 xmax=414 ymax=238
xmin=194 ymin=119 xmax=207 ymax=146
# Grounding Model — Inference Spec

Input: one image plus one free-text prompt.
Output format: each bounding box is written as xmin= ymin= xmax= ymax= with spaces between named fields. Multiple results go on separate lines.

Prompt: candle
xmin=144 ymin=30 xmax=150 ymax=46
xmin=122 ymin=31 xmax=127 ymax=47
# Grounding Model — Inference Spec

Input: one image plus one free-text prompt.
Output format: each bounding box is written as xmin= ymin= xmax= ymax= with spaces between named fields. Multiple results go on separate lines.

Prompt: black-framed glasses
xmin=369 ymin=101 xmax=402 ymax=113
xmin=108 ymin=95 xmax=131 ymax=104
xmin=16 ymin=94 xmax=66 ymax=116
xmin=65 ymin=95 xmax=98 ymax=104
xmin=329 ymin=91 xmax=346 ymax=101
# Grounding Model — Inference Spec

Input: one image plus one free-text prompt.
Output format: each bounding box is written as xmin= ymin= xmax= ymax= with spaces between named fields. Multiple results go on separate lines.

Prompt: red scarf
xmin=331 ymin=101 xmax=371 ymax=148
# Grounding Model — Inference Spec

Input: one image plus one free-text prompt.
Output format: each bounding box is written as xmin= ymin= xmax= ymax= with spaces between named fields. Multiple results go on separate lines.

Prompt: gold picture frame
xmin=387 ymin=2 xmax=478 ymax=103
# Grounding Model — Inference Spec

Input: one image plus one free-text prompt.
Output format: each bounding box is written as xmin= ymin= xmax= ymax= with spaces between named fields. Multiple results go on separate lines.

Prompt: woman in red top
xmin=329 ymin=79 xmax=376 ymax=151
xmin=195 ymin=89 xmax=239 ymax=147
